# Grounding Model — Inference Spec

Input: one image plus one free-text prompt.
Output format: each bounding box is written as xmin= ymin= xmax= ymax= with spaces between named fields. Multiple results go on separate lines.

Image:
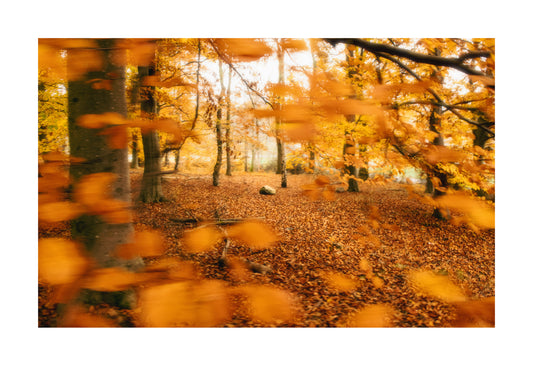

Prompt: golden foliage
xmin=39 ymin=238 xmax=89 ymax=285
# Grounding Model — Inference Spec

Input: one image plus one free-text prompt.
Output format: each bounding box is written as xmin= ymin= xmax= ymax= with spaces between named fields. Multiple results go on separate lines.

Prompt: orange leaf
xmin=451 ymin=297 xmax=495 ymax=327
xmin=371 ymin=276 xmax=384 ymax=289
xmin=314 ymin=175 xmax=330 ymax=186
xmin=60 ymin=306 xmax=116 ymax=327
xmin=99 ymin=125 xmax=129 ymax=149
xmin=359 ymin=258 xmax=372 ymax=273
xmin=39 ymin=238 xmax=89 ymax=285
xmin=76 ymin=112 xmax=127 ymax=129
xmin=343 ymin=304 xmax=395 ymax=327
xmin=138 ymin=280 xmax=231 ymax=327
xmin=73 ymin=172 xmax=116 ymax=207
xmin=408 ymin=270 xmax=467 ymax=303
xmin=279 ymin=38 xmax=308 ymax=52
xmin=321 ymin=271 xmax=359 ymax=292
xmin=227 ymin=220 xmax=277 ymax=249
xmin=214 ymin=38 xmax=273 ymax=62
xmin=182 ymin=225 xmax=222 ymax=253
xmin=238 ymin=285 xmax=295 ymax=324
xmin=39 ymin=201 xmax=84 ymax=222
xmin=82 ymin=267 xmax=156 ymax=292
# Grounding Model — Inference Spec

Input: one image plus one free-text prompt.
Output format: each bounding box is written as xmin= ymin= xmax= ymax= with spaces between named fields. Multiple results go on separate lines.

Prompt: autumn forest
xmin=37 ymin=38 xmax=495 ymax=328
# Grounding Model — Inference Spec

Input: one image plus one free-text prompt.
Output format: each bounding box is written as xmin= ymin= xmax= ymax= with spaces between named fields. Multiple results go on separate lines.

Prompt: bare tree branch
xmin=325 ymin=38 xmax=493 ymax=79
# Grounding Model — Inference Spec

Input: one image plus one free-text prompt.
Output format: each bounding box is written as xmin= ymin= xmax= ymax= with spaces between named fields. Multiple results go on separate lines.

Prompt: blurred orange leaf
xmin=321 ymin=271 xmax=359 ymax=292
xmin=39 ymin=201 xmax=84 ymax=222
xmin=39 ymin=238 xmax=89 ymax=285
xmin=73 ymin=172 xmax=115 ymax=207
xmin=182 ymin=225 xmax=222 ymax=253
xmin=238 ymin=285 xmax=295 ymax=324
xmin=213 ymin=38 xmax=273 ymax=62
xmin=408 ymin=270 xmax=467 ymax=303
xmin=138 ymin=280 xmax=231 ymax=327
xmin=343 ymin=304 xmax=395 ymax=327
xmin=76 ymin=112 xmax=128 ymax=129
xmin=60 ymin=306 xmax=116 ymax=327
xmin=227 ymin=220 xmax=277 ymax=249
xmin=82 ymin=267 xmax=157 ymax=292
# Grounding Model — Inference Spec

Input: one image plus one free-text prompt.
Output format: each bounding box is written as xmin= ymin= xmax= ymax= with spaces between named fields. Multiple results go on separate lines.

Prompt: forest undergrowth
xmin=39 ymin=171 xmax=495 ymax=327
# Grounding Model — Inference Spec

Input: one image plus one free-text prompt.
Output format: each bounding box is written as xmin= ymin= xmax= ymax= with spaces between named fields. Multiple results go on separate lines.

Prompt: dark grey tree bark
xmin=138 ymin=63 xmax=165 ymax=203
xmin=67 ymin=39 xmax=138 ymax=269
xmin=343 ymin=47 xmax=360 ymax=193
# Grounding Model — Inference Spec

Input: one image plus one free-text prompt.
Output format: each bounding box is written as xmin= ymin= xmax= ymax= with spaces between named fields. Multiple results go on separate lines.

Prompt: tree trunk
xmin=67 ymin=39 xmax=138 ymax=269
xmin=131 ymin=130 xmax=139 ymax=169
xmin=343 ymin=134 xmax=359 ymax=192
xmin=225 ymin=67 xmax=232 ymax=176
xmin=343 ymin=47 xmax=360 ymax=193
xmin=213 ymin=59 xmax=225 ymax=186
xmin=138 ymin=61 xmax=165 ymax=203
xmin=276 ymin=43 xmax=288 ymax=188
xmin=213 ymin=106 xmax=223 ymax=186
xmin=174 ymin=149 xmax=181 ymax=171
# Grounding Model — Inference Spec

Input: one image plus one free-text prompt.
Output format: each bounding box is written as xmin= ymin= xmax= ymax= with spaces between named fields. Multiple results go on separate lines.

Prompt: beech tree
xmin=138 ymin=58 xmax=165 ymax=203
xmin=65 ymin=39 xmax=138 ymax=268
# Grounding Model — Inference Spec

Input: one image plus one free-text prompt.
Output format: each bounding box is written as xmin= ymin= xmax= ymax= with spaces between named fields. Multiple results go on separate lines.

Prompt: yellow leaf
xmin=227 ymin=220 xmax=277 ymax=249
xmin=182 ymin=225 xmax=222 ymax=253
xmin=343 ymin=304 xmax=395 ymax=327
xmin=39 ymin=238 xmax=89 ymax=285
xmin=408 ymin=270 xmax=467 ymax=303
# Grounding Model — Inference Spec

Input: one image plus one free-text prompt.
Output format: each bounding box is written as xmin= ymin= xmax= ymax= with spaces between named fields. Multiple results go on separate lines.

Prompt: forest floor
xmin=38 ymin=170 xmax=495 ymax=327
